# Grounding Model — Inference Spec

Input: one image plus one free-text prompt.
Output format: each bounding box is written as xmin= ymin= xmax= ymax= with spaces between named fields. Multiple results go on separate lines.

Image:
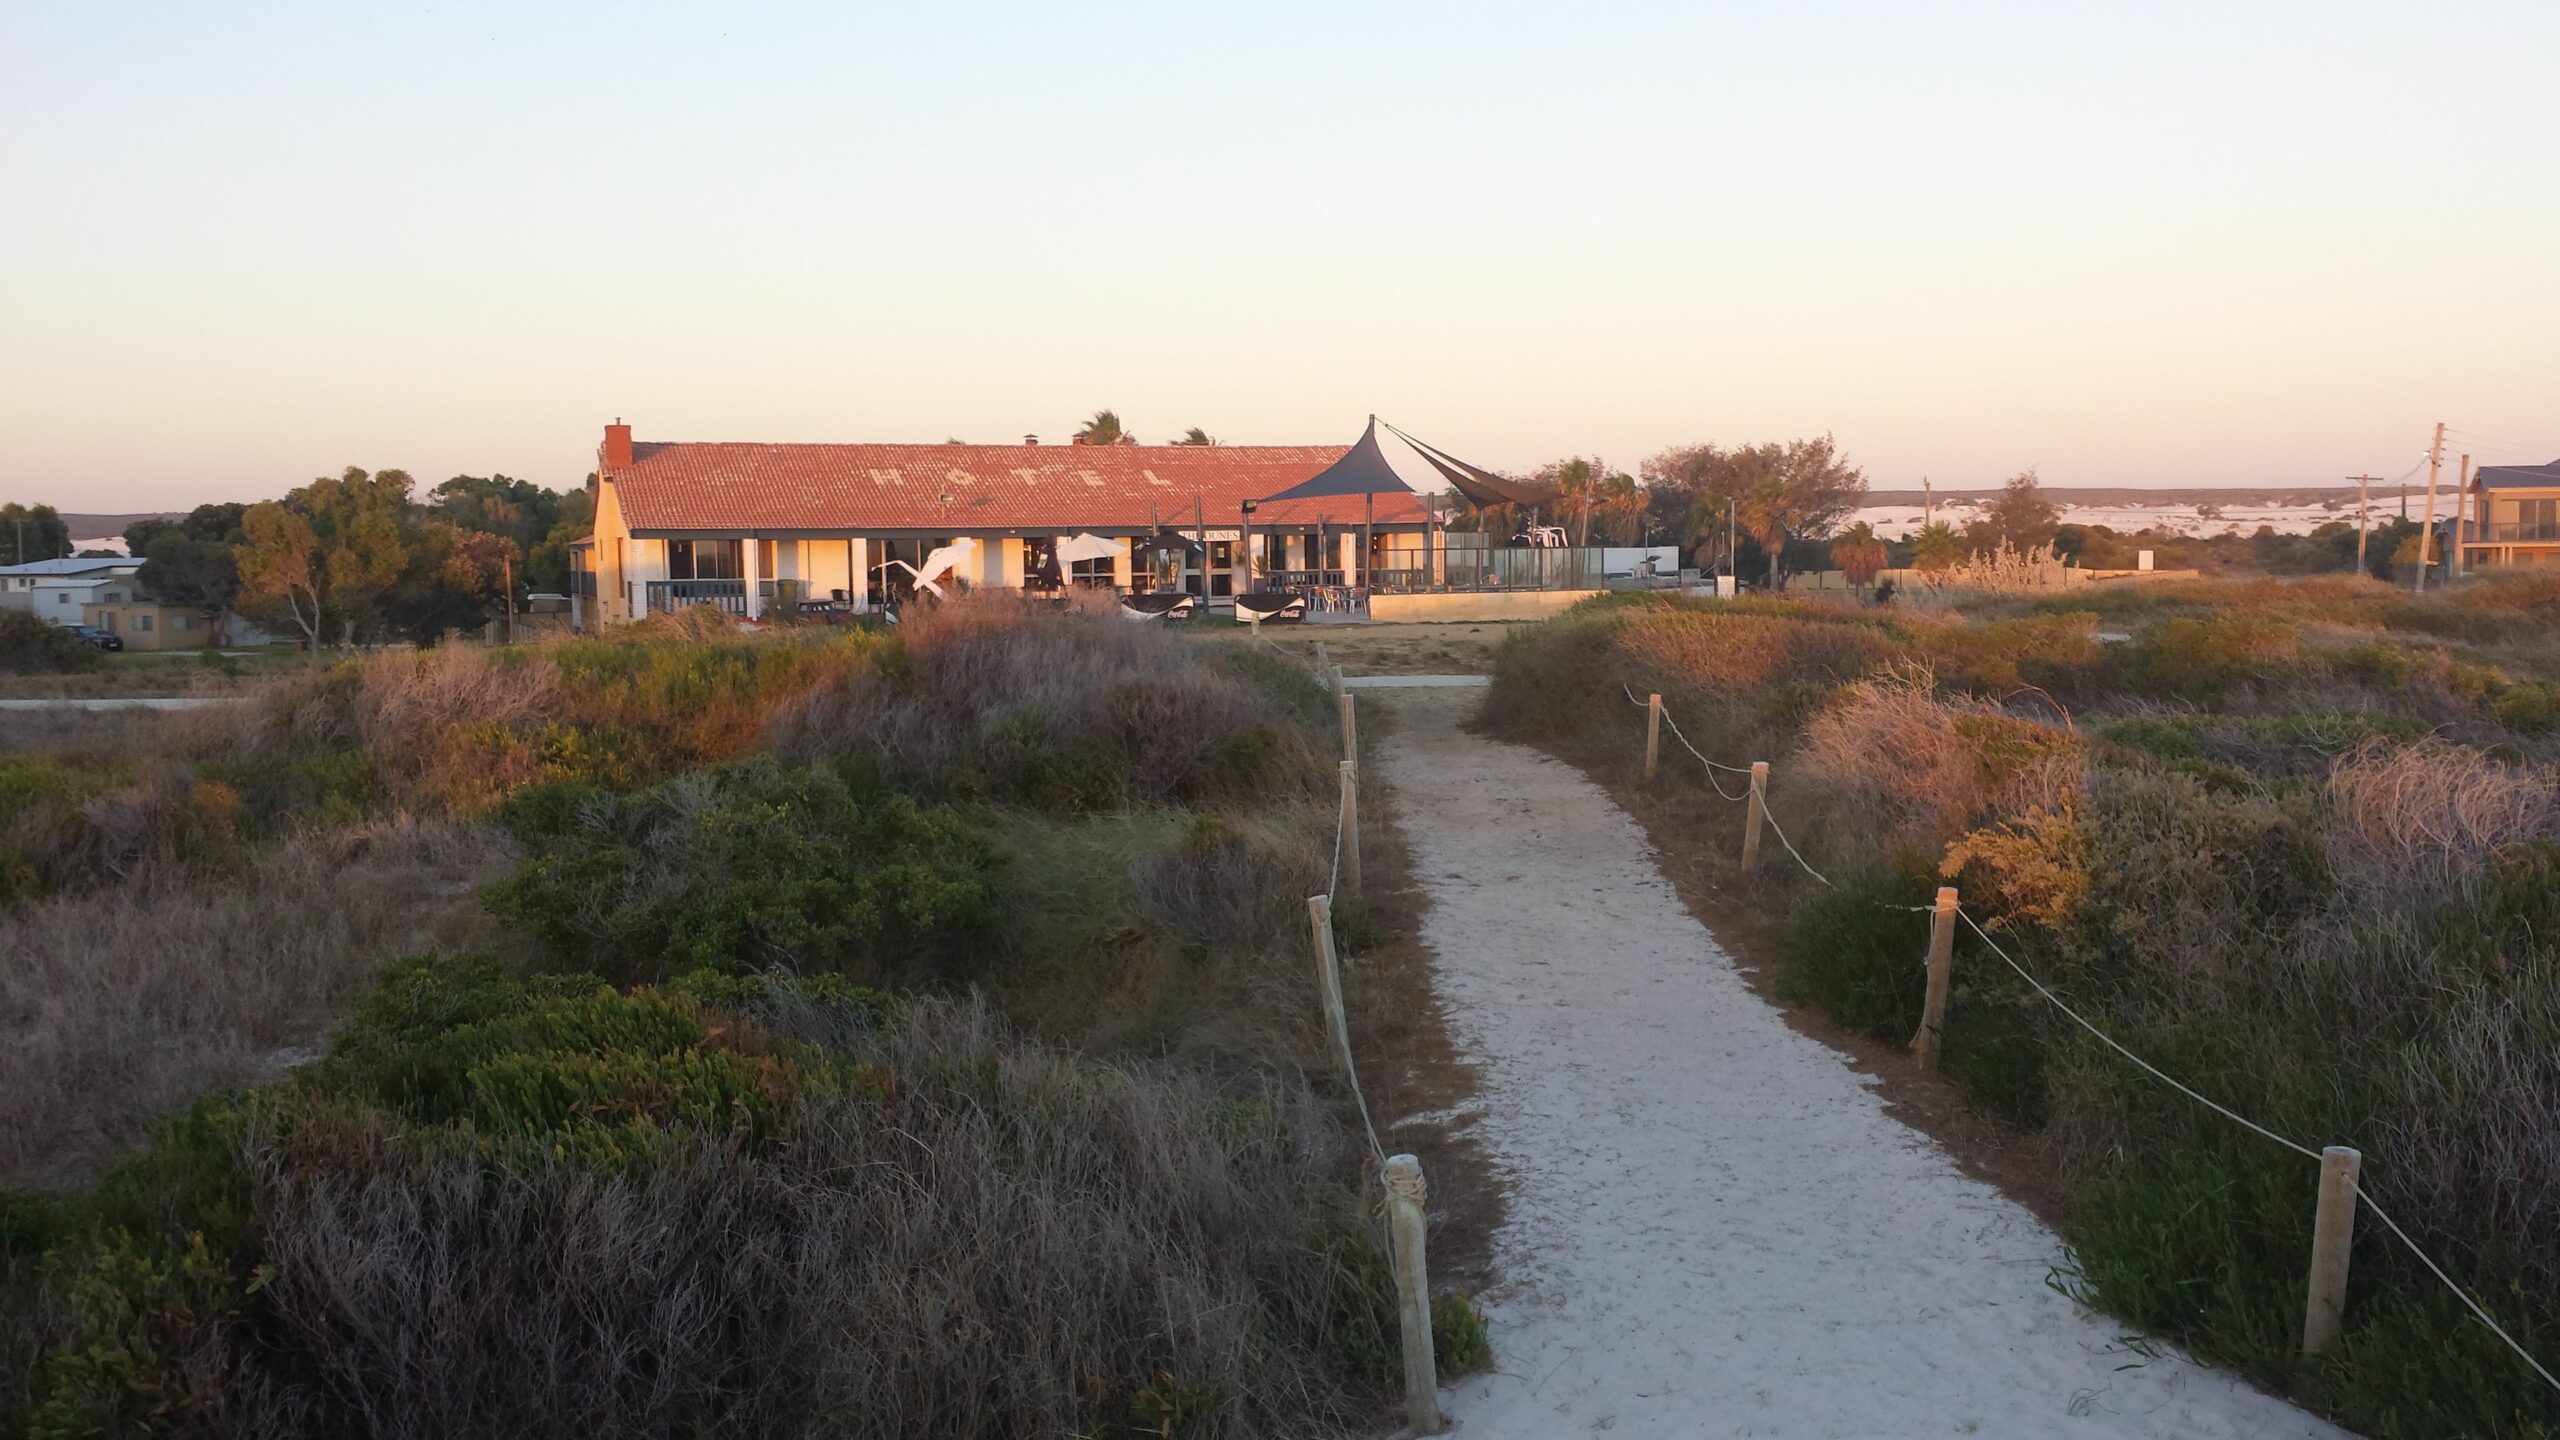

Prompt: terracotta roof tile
xmin=609 ymin=441 xmax=1429 ymax=532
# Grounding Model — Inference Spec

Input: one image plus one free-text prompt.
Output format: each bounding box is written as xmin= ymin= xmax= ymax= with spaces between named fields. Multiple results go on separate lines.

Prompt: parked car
xmin=67 ymin=624 xmax=123 ymax=652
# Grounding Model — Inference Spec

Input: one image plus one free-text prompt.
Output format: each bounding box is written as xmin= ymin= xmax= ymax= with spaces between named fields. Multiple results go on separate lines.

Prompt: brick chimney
xmin=602 ymin=419 xmax=633 ymax=468
xmin=1023 ymin=433 xmax=1039 ymax=446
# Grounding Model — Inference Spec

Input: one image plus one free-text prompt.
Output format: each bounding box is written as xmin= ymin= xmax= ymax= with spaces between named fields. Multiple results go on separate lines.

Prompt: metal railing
xmin=643 ymin=580 xmax=747 ymax=615
xmin=1437 ymin=545 xmax=1602 ymax=590
xmin=2479 ymin=522 xmax=2560 ymax=543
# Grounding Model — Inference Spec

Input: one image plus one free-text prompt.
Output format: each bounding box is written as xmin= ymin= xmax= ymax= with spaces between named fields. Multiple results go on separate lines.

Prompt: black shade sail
xmin=1258 ymin=416 xmax=1544 ymax=515
xmin=1385 ymin=422 xmax=1554 ymax=508
xmin=1259 ymin=417 xmax=1415 ymax=504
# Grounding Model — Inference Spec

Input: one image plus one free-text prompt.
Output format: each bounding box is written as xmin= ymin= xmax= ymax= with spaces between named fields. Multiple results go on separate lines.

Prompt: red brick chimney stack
xmin=603 ymin=419 xmax=634 ymax=468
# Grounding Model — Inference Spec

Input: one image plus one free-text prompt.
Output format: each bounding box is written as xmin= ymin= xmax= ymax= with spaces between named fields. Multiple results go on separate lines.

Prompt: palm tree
xmin=1596 ymin=471 xmax=1647 ymax=544
xmin=1831 ymin=521 xmax=1890 ymax=594
xmin=1669 ymin=490 xmax=1734 ymax=574
xmin=1171 ymin=427 xmax=1214 ymax=446
xmin=1737 ymin=476 xmax=1794 ymax=590
xmin=1538 ymin=457 xmax=1640 ymax=546
xmin=1466 ymin=496 xmax=1520 ymax=542
xmin=1537 ymin=458 xmax=1598 ymax=544
xmin=1910 ymin=520 xmax=1964 ymax=572
xmin=1074 ymin=409 xmax=1128 ymax=446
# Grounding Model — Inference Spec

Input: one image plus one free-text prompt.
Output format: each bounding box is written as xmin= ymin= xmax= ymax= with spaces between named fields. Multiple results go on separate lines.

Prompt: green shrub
xmin=1912 ymin=611 xmax=2102 ymax=692
xmin=12 ymin=960 xmax=1404 ymax=1439
xmin=2118 ymin=615 xmax=2304 ymax=702
xmin=0 ymin=755 xmax=128 ymax=824
xmin=2100 ymin=711 xmax=2427 ymax=785
xmin=1777 ymin=875 xmax=1935 ymax=1036
xmin=485 ymin=756 xmax=1000 ymax=986
xmin=2334 ymin=639 xmax=2422 ymax=689
xmin=1431 ymin=1289 xmax=1493 ymax=1375
xmin=24 ymin=1230 xmax=247 ymax=1440
xmin=2489 ymin=680 xmax=2560 ymax=733
xmin=0 ymin=613 xmax=101 ymax=676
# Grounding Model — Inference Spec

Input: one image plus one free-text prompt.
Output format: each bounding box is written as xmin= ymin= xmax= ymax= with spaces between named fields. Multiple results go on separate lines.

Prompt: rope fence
xmin=1301 ymin=670 xmax=1443 ymax=1433
xmin=1624 ymin=681 xmax=2560 ymax=1398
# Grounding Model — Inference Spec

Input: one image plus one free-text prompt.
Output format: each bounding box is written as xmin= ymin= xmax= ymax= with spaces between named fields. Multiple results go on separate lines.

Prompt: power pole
xmin=2452 ymin=455 xmax=2471 ymax=581
xmin=2353 ymin=475 xmax=2373 ymax=574
xmin=2416 ymin=421 xmax=2445 ymax=594
xmin=1923 ymin=476 xmax=1935 ymax=529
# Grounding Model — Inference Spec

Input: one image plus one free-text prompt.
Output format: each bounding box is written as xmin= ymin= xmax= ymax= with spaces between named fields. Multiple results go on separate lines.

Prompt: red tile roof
xmin=607 ymin=440 xmax=1430 ymax=533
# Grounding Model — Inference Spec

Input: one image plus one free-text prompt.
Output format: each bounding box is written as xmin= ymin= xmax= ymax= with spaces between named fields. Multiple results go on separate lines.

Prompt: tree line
xmin=0 ymin=472 xmax=595 ymax=647
xmin=224 ymin=470 xmax=595 ymax=646
xmin=1452 ymin=453 xmax=2422 ymax=590
xmin=1445 ymin=437 xmax=1873 ymax=589
xmin=0 ymin=504 xmax=81 ymax=566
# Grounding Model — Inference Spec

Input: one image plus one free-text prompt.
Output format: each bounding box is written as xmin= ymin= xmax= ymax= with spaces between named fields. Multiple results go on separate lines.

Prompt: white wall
xmin=29 ymin=576 xmax=136 ymax=625
xmin=1601 ymin=545 xmax=1680 ymax=577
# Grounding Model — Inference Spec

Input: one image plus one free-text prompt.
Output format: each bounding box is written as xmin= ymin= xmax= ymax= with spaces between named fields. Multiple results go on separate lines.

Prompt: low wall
xmin=1366 ymin=590 xmax=1605 ymax=622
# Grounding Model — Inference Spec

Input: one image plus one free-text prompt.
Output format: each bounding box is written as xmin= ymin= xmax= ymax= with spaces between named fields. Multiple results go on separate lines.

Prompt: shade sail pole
xmin=1364 ymin=489 xmax=1375 ymax=602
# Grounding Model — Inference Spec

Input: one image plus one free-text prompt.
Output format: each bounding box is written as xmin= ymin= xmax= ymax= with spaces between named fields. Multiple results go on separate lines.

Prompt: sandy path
xmin=1376 ymin=691 xmax=2350 ymax=1440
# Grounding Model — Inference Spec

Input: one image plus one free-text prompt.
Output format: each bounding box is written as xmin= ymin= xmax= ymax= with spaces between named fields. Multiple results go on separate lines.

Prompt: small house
xmin=2458 ymin=459 xmax=2560 ymax=569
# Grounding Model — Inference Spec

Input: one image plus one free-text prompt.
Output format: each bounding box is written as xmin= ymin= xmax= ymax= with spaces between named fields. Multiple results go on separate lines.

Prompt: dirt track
xmin=1375 ymin=687 xmax=2350 ymax=1439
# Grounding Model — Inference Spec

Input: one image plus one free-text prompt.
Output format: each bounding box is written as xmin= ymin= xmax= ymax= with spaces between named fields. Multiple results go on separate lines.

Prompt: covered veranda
xmin=1241 ymin=419 xmax=1674 ymax=617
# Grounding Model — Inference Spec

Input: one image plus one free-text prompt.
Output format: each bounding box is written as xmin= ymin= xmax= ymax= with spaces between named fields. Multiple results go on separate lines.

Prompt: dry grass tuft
xmin=776 ymin=596 xmax=1327 ymax=808
xmin=1790 ymin=664 xmax=2084 ymax=870
xmin=2325 ymin=739 xmax=2559 ymax=902
xmin=220 ymin=992 xmax=1387 ymax=1440
xmin=0 ymin=819 xmax=517 ymax=1190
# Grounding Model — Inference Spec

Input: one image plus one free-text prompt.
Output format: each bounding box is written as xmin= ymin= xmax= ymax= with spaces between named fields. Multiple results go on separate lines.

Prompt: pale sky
xmin=3 ymin=1 xmax=2555 ymax=509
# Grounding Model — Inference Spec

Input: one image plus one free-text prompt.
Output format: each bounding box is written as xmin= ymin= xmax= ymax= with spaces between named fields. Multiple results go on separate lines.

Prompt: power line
xmin=2443 ymin=428 xmax=2560 ymax=462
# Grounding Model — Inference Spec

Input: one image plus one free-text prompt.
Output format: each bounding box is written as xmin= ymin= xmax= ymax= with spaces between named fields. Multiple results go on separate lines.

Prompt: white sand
xmin=1376 ymin=693 xmax=2353 ymax=1439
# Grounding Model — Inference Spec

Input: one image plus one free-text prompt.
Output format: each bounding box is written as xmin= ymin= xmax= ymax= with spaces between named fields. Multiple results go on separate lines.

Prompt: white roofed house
xmin=574 ymin=420 xmax=1438 ymax=627
xmin=0 ymin=556 xmax=143 ymax=624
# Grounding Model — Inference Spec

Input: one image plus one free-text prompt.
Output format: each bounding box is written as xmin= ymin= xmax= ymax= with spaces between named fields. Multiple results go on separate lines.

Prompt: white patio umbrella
xmin=1052 ymin=532 xmax=1125 ymax=566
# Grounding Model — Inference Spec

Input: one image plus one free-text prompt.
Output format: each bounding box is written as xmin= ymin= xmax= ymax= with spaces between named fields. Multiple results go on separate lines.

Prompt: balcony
xmin=643 ymin=579 xmax=747 ymax=615
xmin=2480 ymin=522 xmax=2560 ymax=544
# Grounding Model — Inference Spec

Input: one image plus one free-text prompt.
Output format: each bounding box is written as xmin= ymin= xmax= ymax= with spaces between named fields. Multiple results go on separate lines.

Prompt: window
xmin=99 ymin=612 xmax=115 ymax=631
xmin=137 ymin=614 xmax=154 ymax=631
xmin=55 ymin=593 xmax=69 ymax=606
xmin=758 ymin=539 xmax=779 ymax=577
xmin=666 ymin=539 xmax=743 ymax=580
xmin=1069 ymin=544 xmax=1118 ymax=588
xmin=173 ymin=614 xmax=194 ymax=631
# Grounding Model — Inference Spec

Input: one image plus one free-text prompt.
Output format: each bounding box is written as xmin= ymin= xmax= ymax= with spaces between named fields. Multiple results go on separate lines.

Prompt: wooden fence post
xmin=1338 ymin=760 xmax=1363 ymax=900
xmin=1383 ymin=1154 xmax=1442 ymax=1435
xmin=1643 ymin=693 xmax=1662 ymax=782
xmin=1339 ymin=689 xmax=1358 ymax=768
xmin=1305 ymin=894 xmax=1354 ymax=1081
xmin=2303 ymin=1146 xmax=2363 ymax=1356
xmin=1739 ymin=760 xmax=1770 ymax=872
xmin=1911 ymin=886 xmax=1958 ymax=1071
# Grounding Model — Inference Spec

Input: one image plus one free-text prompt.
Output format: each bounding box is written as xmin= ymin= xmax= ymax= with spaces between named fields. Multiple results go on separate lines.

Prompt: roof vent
xmin=1024 ymin=434 xmax=1039 ymax=446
